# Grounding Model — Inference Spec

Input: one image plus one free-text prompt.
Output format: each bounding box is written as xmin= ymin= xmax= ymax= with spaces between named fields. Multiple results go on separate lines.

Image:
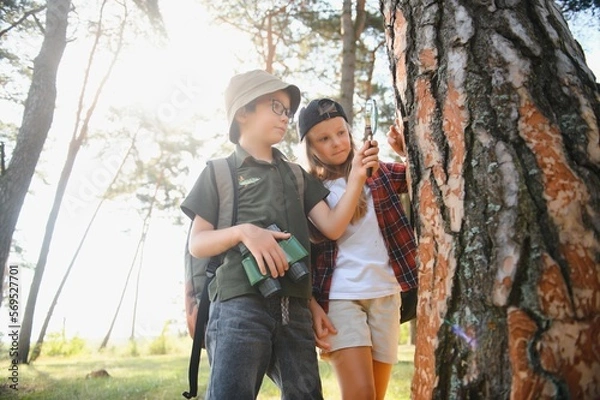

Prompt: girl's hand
xmin=388 ymin=118 xmax=407 ymax=157
xmin=309 ymin=297 xmax=337 ymax=351
xmin=351 ymin=140 xmax=380 ymax=180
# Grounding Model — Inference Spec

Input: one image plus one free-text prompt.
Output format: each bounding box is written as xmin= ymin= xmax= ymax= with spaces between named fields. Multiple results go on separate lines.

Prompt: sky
xmin=1 ymin=1 xmax=600 ymax=344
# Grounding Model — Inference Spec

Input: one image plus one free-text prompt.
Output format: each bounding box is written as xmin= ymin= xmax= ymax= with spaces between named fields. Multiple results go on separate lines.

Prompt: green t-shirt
xmin=181 ymin=145 xmax=329 ymax=301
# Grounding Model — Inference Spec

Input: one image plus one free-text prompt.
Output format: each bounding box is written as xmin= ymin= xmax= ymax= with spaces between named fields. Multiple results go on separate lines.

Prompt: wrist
xmin=309 ymin=297 xmax=320 ymax=311
xmin=346 ymin=173 xmax=366 ymax=192
xmin=235 ymin=223 xmax=251 ymax=246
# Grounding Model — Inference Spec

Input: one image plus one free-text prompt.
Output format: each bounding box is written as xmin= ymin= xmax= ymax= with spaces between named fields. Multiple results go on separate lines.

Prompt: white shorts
xmin=321 ymin=293 xmax=401 ymax=364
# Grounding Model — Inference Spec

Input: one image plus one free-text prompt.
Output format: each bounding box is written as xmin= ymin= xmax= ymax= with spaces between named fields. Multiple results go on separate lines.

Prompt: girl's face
xmin=306 ymin=117 xmax=352 ymax=166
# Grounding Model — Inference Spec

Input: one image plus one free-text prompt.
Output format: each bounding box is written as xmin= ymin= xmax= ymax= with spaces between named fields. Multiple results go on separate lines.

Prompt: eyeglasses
xmin=270 ymin=99 xmax=294 ymax=122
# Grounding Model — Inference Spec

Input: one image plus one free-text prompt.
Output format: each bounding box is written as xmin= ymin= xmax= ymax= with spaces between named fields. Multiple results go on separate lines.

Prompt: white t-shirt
xmin=324 ymin=178 xmax=400 ymax=299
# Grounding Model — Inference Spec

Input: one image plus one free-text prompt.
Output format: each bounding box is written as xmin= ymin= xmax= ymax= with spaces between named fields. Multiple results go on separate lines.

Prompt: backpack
xmin=398 ymin=192 xmax=417 ymax=324
xmin=182 ymin=154 xmax=305 ymax=399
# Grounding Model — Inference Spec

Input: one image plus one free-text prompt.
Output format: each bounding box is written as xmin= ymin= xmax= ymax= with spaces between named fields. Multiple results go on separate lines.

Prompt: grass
xmin=1 ymin=336 xmax=414 ymax=399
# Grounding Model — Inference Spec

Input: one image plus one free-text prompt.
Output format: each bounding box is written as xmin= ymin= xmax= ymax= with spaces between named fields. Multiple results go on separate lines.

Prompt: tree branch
xmin=0 ymin=5 xmax=47 ymax=38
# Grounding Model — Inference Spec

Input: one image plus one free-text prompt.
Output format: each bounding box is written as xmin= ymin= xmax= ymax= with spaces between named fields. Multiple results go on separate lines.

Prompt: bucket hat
xmin=225 ymin=70 xmax=301 ymax=144
xmin=297 ymin=98 xmax=348 ymax=141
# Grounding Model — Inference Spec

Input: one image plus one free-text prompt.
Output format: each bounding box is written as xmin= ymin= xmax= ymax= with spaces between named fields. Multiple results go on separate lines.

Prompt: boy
xmin=181 ymin=70 xmax=378 ymax=399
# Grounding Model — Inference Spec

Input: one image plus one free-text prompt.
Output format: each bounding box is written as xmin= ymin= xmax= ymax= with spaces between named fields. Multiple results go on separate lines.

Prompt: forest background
xmin=0 ymin=0 xmax=598 ymax=355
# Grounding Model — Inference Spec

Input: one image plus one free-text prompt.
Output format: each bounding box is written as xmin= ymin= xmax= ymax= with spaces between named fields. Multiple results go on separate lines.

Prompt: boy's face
xmin=238 ymin=90 xmax=292 ymax=146
xmin=306 ymin=117 xmax=352 ymax=167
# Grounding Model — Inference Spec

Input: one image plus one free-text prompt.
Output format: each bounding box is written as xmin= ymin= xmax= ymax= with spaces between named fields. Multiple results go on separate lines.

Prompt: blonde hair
xmin=304 ymin=122 xmax=368 ymax=227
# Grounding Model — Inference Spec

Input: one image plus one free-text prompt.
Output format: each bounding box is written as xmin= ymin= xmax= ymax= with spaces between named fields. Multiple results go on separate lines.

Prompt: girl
xmin=298 ymin=98 xmax=418 ymax=400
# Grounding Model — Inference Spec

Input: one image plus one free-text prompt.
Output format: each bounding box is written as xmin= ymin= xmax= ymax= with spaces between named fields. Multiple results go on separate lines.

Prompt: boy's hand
xmin=239 ymin=224 xmax=291 ymax=278
xmin=309 ymin=298 xmax=337 ymax=350
xmin=388 ymin=118 xmax=406 ymax=157
xmin=351 ymin=140 xmax=380 ymax=180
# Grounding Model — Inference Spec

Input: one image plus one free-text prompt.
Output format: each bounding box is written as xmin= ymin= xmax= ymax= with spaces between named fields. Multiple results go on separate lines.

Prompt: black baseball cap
xmin=297 ymin=98 xmax=348 ymax=141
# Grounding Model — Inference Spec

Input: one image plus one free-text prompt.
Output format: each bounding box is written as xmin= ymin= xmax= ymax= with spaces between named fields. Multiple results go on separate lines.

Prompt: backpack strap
xmin=183 ymin=156 xmax=237 ymax=399
xmin=212 ymin=157 xmax=237 ymax=230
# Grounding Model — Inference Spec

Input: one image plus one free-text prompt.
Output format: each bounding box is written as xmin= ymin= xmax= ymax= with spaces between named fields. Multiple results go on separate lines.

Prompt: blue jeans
xmin=205 ymin=295 xmax=323 ymax=400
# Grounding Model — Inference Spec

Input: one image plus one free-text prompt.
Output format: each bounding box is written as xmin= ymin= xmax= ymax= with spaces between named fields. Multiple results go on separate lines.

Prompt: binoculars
xmin=239 ymin=224 xmax=310 ymax=297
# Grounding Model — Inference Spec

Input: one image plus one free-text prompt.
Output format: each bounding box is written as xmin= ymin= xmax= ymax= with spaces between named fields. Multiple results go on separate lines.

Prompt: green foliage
xmin=398 ymin=321 xmax=412 ymax=345
xmin=147 ymin=322 xmax=170 ymax=355
xmin=148 ymin=334 xmax=169 ymax=356
xmin=131 ymin=0 xmax=166 ymax=34
xmin=126 ymin=339 xmax=140 ymax=357
xmin=101 ymin=111 xmax=207 ymax=222
xmin=199 ymin=0 xmax=391 ymax=124
xmin=42 ymin=332 xmax=88 ymax=358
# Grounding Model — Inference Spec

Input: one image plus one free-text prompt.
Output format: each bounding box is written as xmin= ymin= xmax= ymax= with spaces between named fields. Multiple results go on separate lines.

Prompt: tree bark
xmin=0 ymin=0 xmax=70 ymax=306
xmin=382 ymin=0 xmax=600 ymax=398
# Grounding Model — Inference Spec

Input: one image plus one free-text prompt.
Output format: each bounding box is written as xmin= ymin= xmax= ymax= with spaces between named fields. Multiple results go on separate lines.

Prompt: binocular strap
xmin=281 ymin=297 xmax=289 ymax=326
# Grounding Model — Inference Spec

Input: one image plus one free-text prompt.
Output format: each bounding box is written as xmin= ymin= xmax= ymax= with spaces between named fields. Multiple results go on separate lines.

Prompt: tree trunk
xmin=264 ymin=12 xmax=275 ymax=74
xmin=382 ymin=1 xmax=600 ymax=398
xmin=0 ymin=0 xmax=70 ymax=306
xmin=130 ymin=236 xmax=147 ymax=341
xmin=340 ymin=0 xmax=367 ymax=124
xmin=18 ymin=0 xmax=126 ymax=363
xmin=98 ymin=231 xmax=143 ymax=351
xmin=99 ymin=188 xmax=156 ymax=350
xmin=98 ymin=228 xmax=146 ymax=351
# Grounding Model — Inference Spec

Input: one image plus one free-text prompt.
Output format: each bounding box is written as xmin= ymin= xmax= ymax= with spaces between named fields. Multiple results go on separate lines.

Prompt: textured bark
xmin=381 ymin=0 xmax=600 ymax=398
xmin=0 ymin=0 xmax=71 ymax=305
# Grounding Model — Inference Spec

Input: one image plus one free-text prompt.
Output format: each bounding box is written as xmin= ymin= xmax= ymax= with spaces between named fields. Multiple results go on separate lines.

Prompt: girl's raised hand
xmin=351 ymin=140 xmax=380 ymax=180
xmin=387 ymin=118 xmax=406 ymax=157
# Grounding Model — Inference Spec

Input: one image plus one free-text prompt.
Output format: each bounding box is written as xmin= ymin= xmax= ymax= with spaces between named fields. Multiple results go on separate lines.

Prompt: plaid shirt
xmin=311 ymin=161 xmax=418 ymax=312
